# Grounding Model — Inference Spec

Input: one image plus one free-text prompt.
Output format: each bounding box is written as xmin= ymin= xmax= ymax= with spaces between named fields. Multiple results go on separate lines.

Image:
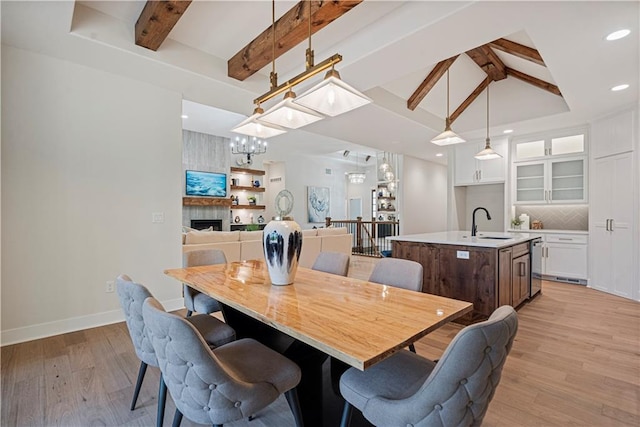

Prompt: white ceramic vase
xmin=263 ymin=217 xmax=303 ymax=285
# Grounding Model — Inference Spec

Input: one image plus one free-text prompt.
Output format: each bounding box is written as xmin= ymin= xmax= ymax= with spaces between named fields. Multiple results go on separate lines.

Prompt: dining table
xmin=165 ymin=259 xmax=473 ymax=426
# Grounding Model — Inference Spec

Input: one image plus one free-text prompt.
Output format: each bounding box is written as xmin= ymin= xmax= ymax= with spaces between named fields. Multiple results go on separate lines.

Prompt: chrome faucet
xmin=471 ymin=207 xmax=492 ymax=237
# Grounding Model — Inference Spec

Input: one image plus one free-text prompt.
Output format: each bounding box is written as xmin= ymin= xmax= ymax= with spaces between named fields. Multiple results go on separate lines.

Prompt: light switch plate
xmin=152 ymin=212 xmax=164 ymax=223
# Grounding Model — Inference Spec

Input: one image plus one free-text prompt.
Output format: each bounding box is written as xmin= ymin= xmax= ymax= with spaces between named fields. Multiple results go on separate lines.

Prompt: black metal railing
xmin=326 ymin=217 xmax=400 ymax=257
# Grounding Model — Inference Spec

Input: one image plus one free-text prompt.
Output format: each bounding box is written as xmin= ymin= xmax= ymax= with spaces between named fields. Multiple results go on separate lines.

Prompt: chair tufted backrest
xmin=365 ymin=305 xmax=518 ymax=427
xmin=369 ymin=257 xmax=423 ymax=292
xmin=183 ymin=249 xmax=227 ymax=311
xmin=115 ymin=274 xmax=158 ymax=367
xmin=312 ymin=251 xmax=350 ymax=277
xmin=142 ymin=297 xmax=280 ymax=426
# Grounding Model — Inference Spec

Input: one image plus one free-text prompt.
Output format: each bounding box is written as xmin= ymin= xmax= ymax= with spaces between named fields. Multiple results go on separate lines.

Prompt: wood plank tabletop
xmin=165 ymin=260 xmax=473 ymax=370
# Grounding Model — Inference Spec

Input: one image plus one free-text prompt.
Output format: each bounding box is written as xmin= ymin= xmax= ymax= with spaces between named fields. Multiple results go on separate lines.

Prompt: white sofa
xmin=182 ymin=227 xmax=352 ymax=268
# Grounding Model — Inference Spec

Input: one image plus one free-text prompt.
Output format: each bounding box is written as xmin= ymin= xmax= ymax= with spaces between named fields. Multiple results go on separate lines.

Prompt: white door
xmin=349 ymin=198 xmax=362 ymax=220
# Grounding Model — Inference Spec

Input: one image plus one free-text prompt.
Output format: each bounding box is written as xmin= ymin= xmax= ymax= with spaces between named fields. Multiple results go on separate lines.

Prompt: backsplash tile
xmin=515 ymin=205 xmax=588 ymax=231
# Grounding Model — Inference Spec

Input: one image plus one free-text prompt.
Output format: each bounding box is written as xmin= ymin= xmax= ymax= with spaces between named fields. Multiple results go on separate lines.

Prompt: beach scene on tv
xmin=185 ymin=170 xmax=227 ymax=197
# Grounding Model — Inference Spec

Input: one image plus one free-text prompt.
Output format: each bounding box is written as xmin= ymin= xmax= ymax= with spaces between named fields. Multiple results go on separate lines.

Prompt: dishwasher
xmin=530 ymin=238 xmax=543 ymax=297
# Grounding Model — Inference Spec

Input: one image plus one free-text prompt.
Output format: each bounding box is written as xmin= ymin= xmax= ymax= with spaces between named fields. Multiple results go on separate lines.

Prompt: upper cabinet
xmin=454 ymin=138 xmax=507 ymax=186
xmin=511 ymin=128 xmax=588 ymax=205
xmin=590 ymin=109 xmax=636 ymax=159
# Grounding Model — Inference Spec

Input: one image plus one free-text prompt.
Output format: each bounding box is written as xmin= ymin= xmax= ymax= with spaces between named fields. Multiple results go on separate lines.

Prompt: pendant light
xmin=475 ymin=83 xmax=503 ymax=160
xmin=431 ymin=69 xmax=466 ymax=146
xmin=348 ymin=153 xmax=366 ymax=184
xmin=294 ymin=3 xmax=371 ymax=116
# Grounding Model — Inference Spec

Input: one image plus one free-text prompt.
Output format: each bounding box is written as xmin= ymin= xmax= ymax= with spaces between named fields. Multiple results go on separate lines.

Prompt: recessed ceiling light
xmin=435 ymin=153 xmax=444 ymax=157
xmin=606 ymin=29 xmax=630 ymax=41
xmin=503 ymin=129 xmax=514 ymax=134
xmin=181 ymin=114 xmax=189 ymax=119
xmin=611 ymin=84 xmax=629 ymax=92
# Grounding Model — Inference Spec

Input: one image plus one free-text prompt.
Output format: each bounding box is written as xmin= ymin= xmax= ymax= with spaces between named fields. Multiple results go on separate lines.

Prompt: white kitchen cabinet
xmin=590 ymin=152 xmax=635 ymax=299
xmin=542 ymin=234 xmax=588 ymax=281
xmin=591 ymin=109 xmax=635 ymax=158
xmin=454 ymin=138 xmax=507 ymax=186
xmin=514 ymin=130 xmax=586 ymax=161
xmin=514 ymin=156 xmax=587 ymax=204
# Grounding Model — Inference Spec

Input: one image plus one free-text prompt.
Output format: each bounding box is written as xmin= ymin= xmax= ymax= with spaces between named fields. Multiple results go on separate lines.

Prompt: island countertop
xmin=387 ymin=231 xmax=542 ymax=248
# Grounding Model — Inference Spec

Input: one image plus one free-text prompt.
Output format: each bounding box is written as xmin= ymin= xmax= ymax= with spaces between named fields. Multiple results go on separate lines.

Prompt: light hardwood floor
xmin=2 ymin=255 xmax=639 ymax=426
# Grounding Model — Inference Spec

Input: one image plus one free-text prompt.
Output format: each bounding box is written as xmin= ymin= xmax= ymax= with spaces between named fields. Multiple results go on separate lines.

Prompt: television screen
xmin=185 ymin=170 xmax=227 ymax=197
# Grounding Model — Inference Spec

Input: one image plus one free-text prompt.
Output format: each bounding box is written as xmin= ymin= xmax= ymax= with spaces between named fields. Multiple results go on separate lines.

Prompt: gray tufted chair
xmin=369 ymin=257 xmax=424 ymax=352
xmin=339 ymin=305 xmax=518 ymax=427
xmin=183 ymin=249 xmax=227 ymax=317
xmin=312 ymin=251 xmax=351 ymax=276
xmin=116 ymin=275 xmax=236 ymax=427
xmin=142 ymin=297 xmax=304 ymax=427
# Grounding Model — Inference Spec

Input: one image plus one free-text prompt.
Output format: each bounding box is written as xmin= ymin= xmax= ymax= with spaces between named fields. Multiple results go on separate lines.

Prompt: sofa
xmin=182 ymin=227 xmax=352 ymax=269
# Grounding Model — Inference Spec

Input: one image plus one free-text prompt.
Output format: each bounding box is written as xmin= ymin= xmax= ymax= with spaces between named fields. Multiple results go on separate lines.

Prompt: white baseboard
xmin=1 ymin=298 xmax=185 ymax=346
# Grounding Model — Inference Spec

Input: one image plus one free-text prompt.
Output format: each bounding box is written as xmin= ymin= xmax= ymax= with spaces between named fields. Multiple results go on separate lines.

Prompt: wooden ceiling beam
xmin=407 ymin=55 xmax=459 ymax=111
xmin=135 ymin=1 xmax=192 ymax=51
xmin=228 ymin=1 xmax=363 ymax=81
xmin=466 ymin=44 xmax=507 ymax=81
xmin=506 ymin=67 xmax=562 ymax=96
xmin=489 ymin=38 xmax=545 ymax=66
xmin=450 ymin=77 xmax=491 ymax=124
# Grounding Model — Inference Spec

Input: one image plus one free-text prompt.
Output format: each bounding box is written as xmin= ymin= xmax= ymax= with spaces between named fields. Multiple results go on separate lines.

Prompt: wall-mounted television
xmin=185 ymin=170 xmax=227 ymax=197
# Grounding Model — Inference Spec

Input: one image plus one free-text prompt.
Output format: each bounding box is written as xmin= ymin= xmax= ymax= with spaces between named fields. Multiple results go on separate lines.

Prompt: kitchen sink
xmin=478 ymin=236 xmax=513 ymax=240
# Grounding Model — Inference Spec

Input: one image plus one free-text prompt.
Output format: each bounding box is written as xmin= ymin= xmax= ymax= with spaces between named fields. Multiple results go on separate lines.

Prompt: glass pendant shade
xmin=379 ymin=156 xmax=390 ymax=172
xmin=259 ymin=90 xmax=323 ymax=129
xmin=231 ymin=107 xmax=287 ymax=138
xmin=431 ymin=119 xmax=466 ymax=146
xmin=384 ymin=170 xmax=395 ymax=181
xmin=387 ymin=181 xmax=397 ymax=193
xmin=475 ymin=138 xmax=502 ymax=160
xmin=295 ymin=69 xmax=372 ymax=117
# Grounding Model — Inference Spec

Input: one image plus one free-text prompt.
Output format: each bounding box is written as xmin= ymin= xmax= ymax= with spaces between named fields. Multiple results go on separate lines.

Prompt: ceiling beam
xmin=450 ymin=77 xmax=491 ymax=124
xmin=466 ymin=45 xmax=507 ymax=81
xmin=228 ymin=1 xmax=363 ymax=81
xmin=489 ymin=38 xmax=545 ymax=66
xmin=407 ymin=55 xmax=459 ymax=111
xmin=135 ymin=1 xmax=192 ymax=51
xmin=506 ymin=67 xmax=562 ymax=96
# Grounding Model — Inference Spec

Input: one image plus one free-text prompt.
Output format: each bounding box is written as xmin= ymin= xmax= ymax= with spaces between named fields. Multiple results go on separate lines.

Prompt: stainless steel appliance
xmin=530 ymin=238 xmax=543 ymax=297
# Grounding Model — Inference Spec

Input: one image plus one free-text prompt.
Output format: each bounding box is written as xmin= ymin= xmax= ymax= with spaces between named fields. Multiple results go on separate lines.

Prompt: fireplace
xmin=190 ymin=219 xmax=222 ymax=231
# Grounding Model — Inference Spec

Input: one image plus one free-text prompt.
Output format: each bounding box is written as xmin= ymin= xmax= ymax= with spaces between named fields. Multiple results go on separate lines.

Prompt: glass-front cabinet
xmin=514 ymin=132 xmax=585 ymax=161
xmin=514 ymin=157 xmax=586 ymax=204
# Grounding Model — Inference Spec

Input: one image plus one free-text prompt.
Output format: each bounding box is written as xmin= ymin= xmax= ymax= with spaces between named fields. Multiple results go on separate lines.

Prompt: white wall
xmin=1 ymin=46 xmax=184 ymax=345
xmin=400 ymin=155 xmax=448 ymax=234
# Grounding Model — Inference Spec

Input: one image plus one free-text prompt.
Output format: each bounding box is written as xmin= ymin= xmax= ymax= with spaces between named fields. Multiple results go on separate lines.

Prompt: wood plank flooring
xmin=2 ymin=255 xmax=639 ymax=426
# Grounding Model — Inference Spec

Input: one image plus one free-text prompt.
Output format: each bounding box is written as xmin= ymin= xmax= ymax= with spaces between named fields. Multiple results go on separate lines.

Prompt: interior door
xmin=349 ymin=198 xmax=362 ymax=220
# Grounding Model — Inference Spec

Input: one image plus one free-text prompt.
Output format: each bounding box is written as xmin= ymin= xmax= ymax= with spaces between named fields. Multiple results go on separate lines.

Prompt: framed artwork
xmin=307 ymin=186 xmax=330 ymax=223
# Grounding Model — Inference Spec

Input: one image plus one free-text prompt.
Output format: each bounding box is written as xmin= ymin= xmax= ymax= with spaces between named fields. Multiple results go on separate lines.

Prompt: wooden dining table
xmin=165 ymin=260 xmax=473 ymax=426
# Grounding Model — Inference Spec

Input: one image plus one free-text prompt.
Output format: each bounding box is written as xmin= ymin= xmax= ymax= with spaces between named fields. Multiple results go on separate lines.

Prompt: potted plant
xmin=247 ymin=195 xmax=257 ymax=205
xmin=511 ymin=217 xmax=523 ymax=230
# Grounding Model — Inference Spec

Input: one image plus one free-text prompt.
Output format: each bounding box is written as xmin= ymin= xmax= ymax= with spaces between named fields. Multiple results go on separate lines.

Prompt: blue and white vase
xmin=263 ymin=217 xmax=303 ymax=285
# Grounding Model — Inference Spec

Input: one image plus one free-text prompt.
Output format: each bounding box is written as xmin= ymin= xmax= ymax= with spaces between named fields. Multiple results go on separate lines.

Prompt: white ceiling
xmin=3 ymin=1 xmax=638 ymax=166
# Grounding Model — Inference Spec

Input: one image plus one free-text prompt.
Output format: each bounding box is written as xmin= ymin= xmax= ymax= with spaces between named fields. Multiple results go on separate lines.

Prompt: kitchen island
xmin=388 ymin=231 xmax=542 ymax=323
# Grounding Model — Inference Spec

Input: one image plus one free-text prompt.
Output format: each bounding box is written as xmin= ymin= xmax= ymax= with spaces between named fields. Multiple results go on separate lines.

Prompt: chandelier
xmin=231 ymin=1 xmax=371 ymax=137
xmin=230 ymin=136 xmax=267 ymax=165
xmin=348 ymin=152 xmax=366 ymax=184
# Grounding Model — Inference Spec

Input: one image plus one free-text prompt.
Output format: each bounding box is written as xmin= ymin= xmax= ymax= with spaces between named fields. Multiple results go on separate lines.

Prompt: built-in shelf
xmin=230 ymin=185 xmax=265 ymax=192
xmin=378 ymin=208 xmax=396 ymax=212
xmin=230 ymin=167 xmax=265 ymax=176
xmin=231 ymin=204 xmax=266 ymax=210
xmin=378 ymin=196 xmax=396 ymax=200
xmin=183 ymin=197 xmax=232 ymax=207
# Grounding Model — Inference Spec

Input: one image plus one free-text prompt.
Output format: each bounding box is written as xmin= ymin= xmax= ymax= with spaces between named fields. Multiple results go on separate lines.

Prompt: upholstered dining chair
xmin=339 ymin=305 xmax=518 ymax=427
xmin=183 ymin=249 xmax=227 ymax=317
xmin=142 ymin=297 xmax=304 ymax=427
xmin=116 ymin=275 xmax=236 ymax=427
xmin=311 ymin=251 xmax=351 ymax=276
xmin=369 ymin=257 xmax=423 ymax=352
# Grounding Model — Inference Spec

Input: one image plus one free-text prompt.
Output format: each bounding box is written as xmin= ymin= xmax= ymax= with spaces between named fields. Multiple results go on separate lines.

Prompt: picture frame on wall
xmin=307 ymin=186 xmax=330 ymax=223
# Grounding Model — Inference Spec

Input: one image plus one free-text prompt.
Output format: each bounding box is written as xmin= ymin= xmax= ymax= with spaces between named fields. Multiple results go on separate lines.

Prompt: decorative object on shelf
xmin=431 ymin=68 xmax=466 ymax=146
xmin=531 ymin=220 xmax=543 ymax=229
xmin=511 ymin=217 xmax=523 ymax=230
xmin=231 ymin=1 xmax=370 ymax=137
xmin=257 ymin=215 xmax=265 ymax=224
xmin=234 ymin=216 xmax=241 ymax=224
xmin=378 ymin=214 xmax=384 ymax=221
xmin=307 ymin=186 xmax=330 ymax=223
xmin=230 ymin=136 xmax=267 ymax=166
xmin=247 ymin=195 xmax=257 ymax=205
xmin=263 ymin=189 xmax=302 ymax=286
xmin=231 ymin=178 xmax=239 ymax=186
xmin=253 ymin=180 xmax=261 ymax=187
xmin=475 ymin=83 xmax=503 ymax=160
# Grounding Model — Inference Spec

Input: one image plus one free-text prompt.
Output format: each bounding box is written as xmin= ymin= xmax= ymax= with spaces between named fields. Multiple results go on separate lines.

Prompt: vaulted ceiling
xmin=2 ymin=1 xmax=638 ymax=165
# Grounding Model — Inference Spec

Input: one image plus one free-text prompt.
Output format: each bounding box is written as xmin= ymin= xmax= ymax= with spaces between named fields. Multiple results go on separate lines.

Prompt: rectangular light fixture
xmin=259 ymin=91 xmax=324 ymax=129
xmin=230 ymin=107 xmax=287 ymax=138
xmin=295 ymin=69 xmax=371 ymax=117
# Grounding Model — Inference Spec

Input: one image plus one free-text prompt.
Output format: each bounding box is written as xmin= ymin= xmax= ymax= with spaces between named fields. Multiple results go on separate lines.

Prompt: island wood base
xmin=392 ymin=240 xmax=532 ymax=323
